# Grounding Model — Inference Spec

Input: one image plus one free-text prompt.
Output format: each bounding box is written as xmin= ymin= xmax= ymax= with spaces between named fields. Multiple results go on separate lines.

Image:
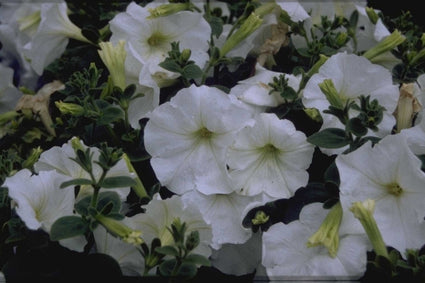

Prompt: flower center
xmin=147 ymin=31 xmax=168 ymax=47
xmin=260 ymin=143 xmax=280 ymax=155
xmin=195 ymin=127 xmax=214 ymax=140
xmin=386 ymin=183 xmax=403 ymax=196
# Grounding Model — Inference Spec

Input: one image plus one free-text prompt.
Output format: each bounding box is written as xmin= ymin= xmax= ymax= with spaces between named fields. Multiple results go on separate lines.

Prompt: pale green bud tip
xmin=254 ymin=2 xmax=278 ymax=18
xmin=147 ymin=3 xmax=191 ymax=18
xmin=123 ymin=231 xmax=144 ymax=245
xmin=252 ymin=210 xmax=270 ymax=225
xmin=181 ymin=49 xmax=192 ymax=63
xmin=307 ymin=202 xmax=342 ymax=258
xmin=55 ymin=101 xmax=84 ymax=116
xmin=220 ymin=13 xmax=263 ymax=57
xmin=95 ymin=214 xmax=143 ymax=246
xmin=70 ymin=136 xmax=84 ymax=152
xmin=365 ymin=7 xmax=379 ymax=25
xmin=304 ymin=108 xmax=322 ymax=123
xmin=319 ymin=79 xmax=345 ymax=109
xmin=98 ymin=40 xmax=127 ymax=90
xmin=350 ymin=199 xmax=389 ymax=259
xmin=363 ymin=30 xmax=406 ymax=61
xmin=22 ymin=146 xmax=43 ymax=169
xmin=122 ymin=153 xmax=149 ymax=199
xmin=421 ymin=33 xmax=425 ymax=46
xmin=335 ymin=32 xmax=348 ymax=46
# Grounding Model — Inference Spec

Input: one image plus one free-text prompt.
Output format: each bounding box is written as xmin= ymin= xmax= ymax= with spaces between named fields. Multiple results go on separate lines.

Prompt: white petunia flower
xmin=129 ymin=194 xmax=213 ymax=260
xmin=34 ymin=137 xmax=134 ymax=201
xmin=228 ymin=113 xmax=314 ymax=198
xmin=23 ymin=3 xmax=90 ymax=75
xmin=0 ymin=64 xmax=22 ymax=113
xmin=336 ymin=134 xmax=425 ymax=255
xmin=2 ymin=168 xmax=87 ymax=251
xmin=262 ymin=202 xmax=369 ymax=279
xmin=182 ymin=190 xmax=262 ymax=249
xmin=302 ymin=52 xmax=399 ymax=155
xmin=109 ymin=2 xmax=210 ymax=86
xmin=230 ymin=63 xmax=302 ymax=114
xmin=3 ymin=169 xmax=74 ymax=231
xmin=144 ymin=84 xmax=253 ymax=195
xmin=93 ymin=224 xmax=144 ymax=276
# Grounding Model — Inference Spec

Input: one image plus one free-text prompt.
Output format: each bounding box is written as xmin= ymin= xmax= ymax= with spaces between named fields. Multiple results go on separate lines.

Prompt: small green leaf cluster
xmin=151 ymin=218 xmax=211 ymax=279
xmin=292 ymin=12 xmax=357 ymax=65
xmin=159 ymin=41 xmax=204 ymax=87
xmin=307 ymin=95 xmax=385 ymax=153
xmin=50 ymin=144 xmax=136 ymax=243
xmin=362 ymin=247 xmax=425 ymax=283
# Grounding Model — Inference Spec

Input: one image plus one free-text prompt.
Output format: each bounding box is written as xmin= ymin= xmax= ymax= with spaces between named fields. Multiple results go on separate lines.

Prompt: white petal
xmin=3 ymin=169 xmax=75 ymax=231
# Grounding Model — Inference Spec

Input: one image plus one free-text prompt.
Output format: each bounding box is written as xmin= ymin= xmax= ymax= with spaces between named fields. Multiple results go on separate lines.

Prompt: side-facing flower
xmin=3 ymin=169 xmax=74 ymax=231
xmin=144 ymin=84 xmax=252 ymax=195
xmin=336 ymin=134 xmax=425 ymax=255
xmin=34 ymin=137 xmax=134 ymax=201
xmin=262 ymin=202 xmax=369 ymax=278
xmin=23 ymin=3 xmax=91 ymax=75
xmin=302 ymin=52 xmax=399 ymax=155
xmin=227 ymin=113 xmax=314 ymax=198
xmin=129 ymin=194 xmax=213 ymax=260
xmin=230 ymin=64 xmax=302 ymax=114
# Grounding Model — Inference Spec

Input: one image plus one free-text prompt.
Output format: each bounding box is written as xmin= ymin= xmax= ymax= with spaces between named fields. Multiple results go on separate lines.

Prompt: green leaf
xmin=176 ymin=262 xmax=197 ymax=278
xmin=50 ymin=216 xmax=88 ymax=241
xmin=60 ymin=178 xmax=92 ymax=189
xmin=100 ymin=176 xmax=137 ymax=189
xmin=184 ymin=254 xmax=211 ymax=267
xmin=346 ymin=117 xmax=367 ymax=137
xmin=155 ymin=245 xmax=179 ymax=256
xmin=307 ymin=128 xmax=350 ymax=148
xmin=159 ymin=60 xmax=183 ymax=73
xmin=98 ymin=106 xmax=124 ymax=125
xmin=207 ymin=16 xmax=223 ymax=37
xmin=123 ymin=84 xmax=136 ymax=100
xmin=75 ymin=191 xmax=121 ymax=216
xmin=97 ymin=191 xmax=122 ymax=214
xmin=159 ymin=259 xmax=177 ymax=276
xmin=182 ymin=64 xmax=203 ymax=79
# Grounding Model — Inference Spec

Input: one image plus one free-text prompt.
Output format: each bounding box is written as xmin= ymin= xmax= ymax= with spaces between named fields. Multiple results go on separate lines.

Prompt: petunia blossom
xmin=3 ymin=169 xmax=74 ymax=231
xmin=34 ymin=137 xmax=134 ymax=201
xmin=23 ymin=3 xmax=90 ymax=75
xmin=230 ymin=64 xmax=302 ymax=114
xmin=336 ymin=134 xmax=425 ymax=255
xmin=129 ymin=194 xmax=213 ymax=260
xmin=262 ymin=202 xmax=369 ymax=279
xmin=144 ymin=84 xmax=253 ymax=195
xmin=109 ymin=2 xmax=210 ymax=86
xmin=227 ymin=113 xmax=314 ymax=198
xmin=302 ymin=52 xmax=399 ymax=155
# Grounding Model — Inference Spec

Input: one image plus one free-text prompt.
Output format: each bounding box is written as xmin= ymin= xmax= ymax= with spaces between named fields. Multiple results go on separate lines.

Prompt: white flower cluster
xmin=1 ymin=0 xmax=425 ymax=281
